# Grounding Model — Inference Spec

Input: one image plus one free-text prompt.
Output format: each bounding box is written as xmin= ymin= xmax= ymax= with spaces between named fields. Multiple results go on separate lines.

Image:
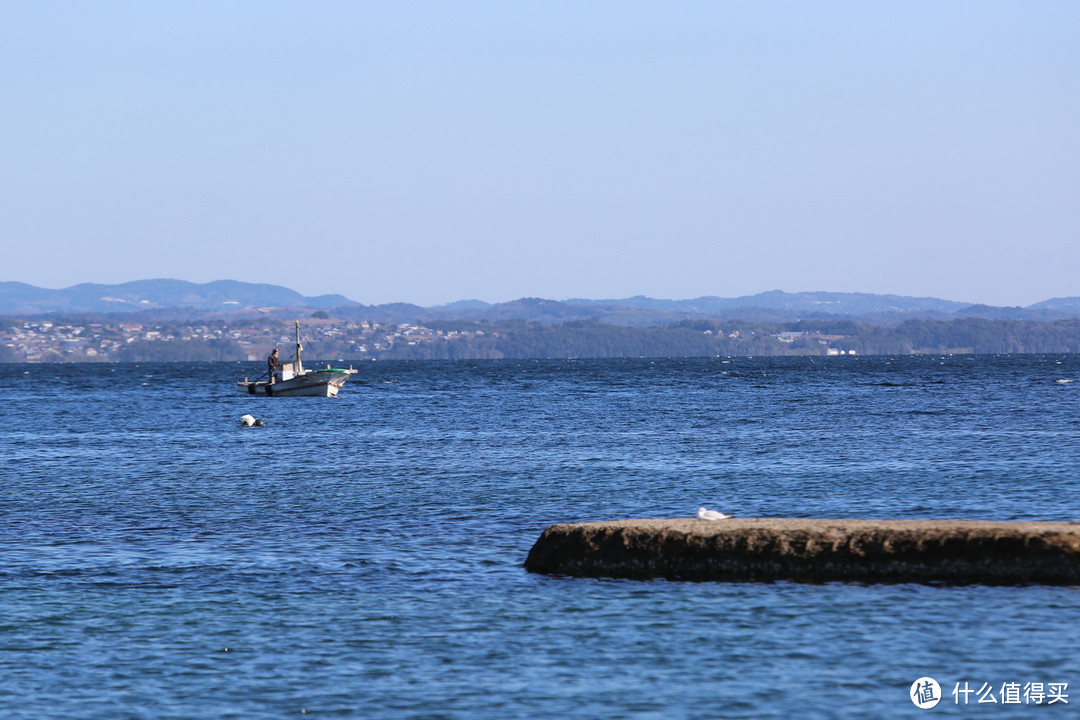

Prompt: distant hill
xmin=0 ymin=279 xmax=359 ymax=315
xmin=3 ymin=281 xmax=1080 ymax=324
xmin=433 ymin=299 xmax=492 ymax=310
xmin=1029 ymin=297 xmax=1080 ymax=312
xmin=950 ymin=304 xmax=1073 ymax=321
xmin=320 ymin=292 xmax=1080 ymax=326
xmin=568 ymin=291 xmax=971 ymax=315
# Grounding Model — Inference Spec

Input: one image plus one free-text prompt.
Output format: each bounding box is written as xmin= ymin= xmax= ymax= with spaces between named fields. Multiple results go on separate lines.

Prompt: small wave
xmin=1055 ymin=379 xmax=1074 ymax=384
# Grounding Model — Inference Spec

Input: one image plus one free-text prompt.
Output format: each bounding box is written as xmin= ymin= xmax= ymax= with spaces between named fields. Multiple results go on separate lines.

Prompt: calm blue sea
xmin=2 ymin=355 xmax=1080 ymax=719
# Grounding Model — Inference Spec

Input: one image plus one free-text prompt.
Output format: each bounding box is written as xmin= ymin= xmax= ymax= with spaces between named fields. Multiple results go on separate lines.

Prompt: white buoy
xmin=697 ymin=507 xmax=733 ymax=520
xmin=240 ymin=414 xmax=257 ymax=427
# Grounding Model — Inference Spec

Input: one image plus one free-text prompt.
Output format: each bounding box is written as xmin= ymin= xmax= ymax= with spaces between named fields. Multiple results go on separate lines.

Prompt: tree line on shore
xmin=12 ymin=316 xmax=1076 ymax=363
xmin=377 ymin=317 xmax=1080 ymax=360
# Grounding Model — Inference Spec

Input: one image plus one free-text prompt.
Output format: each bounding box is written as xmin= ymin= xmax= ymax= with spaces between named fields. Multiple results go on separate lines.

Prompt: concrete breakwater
xmin=525 ymin=518 xmax=1080 ymax=585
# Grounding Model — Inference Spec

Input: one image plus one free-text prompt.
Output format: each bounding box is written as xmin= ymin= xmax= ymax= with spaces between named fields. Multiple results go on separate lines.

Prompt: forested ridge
xmin=369 ymin=317 xmax=1080 ymax=360
xmin=7 ymin=315 xmax=1080 ymax=362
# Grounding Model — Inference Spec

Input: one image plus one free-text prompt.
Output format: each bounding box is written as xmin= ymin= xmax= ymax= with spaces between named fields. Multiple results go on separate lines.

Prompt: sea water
xmin=2 ymin=355 xmax=1079 ymax=719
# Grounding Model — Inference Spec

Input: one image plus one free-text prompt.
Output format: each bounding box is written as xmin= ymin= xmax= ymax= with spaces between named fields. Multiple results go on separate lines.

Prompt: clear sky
xmin=2 ymin=2 xmax=1077 ymax=307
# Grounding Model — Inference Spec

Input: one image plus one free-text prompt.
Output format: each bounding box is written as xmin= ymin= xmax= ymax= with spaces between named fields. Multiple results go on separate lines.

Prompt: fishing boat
xmin=237 ymin=320 xmax=358 ymax=397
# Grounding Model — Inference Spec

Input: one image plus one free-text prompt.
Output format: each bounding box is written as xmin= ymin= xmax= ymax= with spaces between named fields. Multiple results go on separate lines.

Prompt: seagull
xmin=697 ymin=507 xmax=733 ymax=520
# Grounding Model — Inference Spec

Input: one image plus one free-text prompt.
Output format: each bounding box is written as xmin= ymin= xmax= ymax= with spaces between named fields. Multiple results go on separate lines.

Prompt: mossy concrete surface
xmin=525 ymin=518 xmax=1080 ymax=585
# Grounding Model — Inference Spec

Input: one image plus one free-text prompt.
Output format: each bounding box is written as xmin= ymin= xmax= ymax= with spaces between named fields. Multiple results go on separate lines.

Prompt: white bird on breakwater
xmin=697 ymin=507 xmax=733 ymax=520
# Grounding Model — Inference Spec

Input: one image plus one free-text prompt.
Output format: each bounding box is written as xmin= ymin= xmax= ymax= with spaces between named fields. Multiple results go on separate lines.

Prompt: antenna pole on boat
xmin=295 ymin=319 xmax=304 ymax=374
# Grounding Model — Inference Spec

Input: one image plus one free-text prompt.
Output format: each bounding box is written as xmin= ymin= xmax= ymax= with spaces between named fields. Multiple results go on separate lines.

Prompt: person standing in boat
xmin=267 ymin=347 xmax=281 ymax=384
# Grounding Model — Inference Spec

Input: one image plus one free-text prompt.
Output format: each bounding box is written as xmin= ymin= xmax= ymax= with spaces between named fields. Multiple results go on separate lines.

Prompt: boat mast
xmin=294 ymin=319 xmax=304 ymax=374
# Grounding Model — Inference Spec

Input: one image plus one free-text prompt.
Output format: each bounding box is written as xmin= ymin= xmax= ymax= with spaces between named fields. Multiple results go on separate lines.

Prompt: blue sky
xmin=2 ymin=2 xmax=1077 ymax=307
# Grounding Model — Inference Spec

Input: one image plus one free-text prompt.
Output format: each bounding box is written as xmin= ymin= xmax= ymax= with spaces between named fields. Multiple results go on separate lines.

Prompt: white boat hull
xmin=237 ymin=369 xmax=355 ymax=397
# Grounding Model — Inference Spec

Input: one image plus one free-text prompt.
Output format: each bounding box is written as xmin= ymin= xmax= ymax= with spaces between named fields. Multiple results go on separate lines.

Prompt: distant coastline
xmin=4 ymin=314 xmax=1080 ymax=363
xmin=3 ymin=280 xmax=1080 ymax=362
